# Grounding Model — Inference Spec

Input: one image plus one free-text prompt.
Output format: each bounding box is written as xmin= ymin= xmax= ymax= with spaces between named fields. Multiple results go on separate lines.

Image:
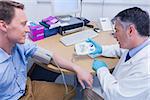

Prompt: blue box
xmin=44 ymin=27 xmax=60 ymax=38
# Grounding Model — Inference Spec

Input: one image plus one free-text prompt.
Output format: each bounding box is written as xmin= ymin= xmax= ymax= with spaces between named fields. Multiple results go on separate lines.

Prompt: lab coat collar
xmin=124 ymin=41 xmax=150 ymax=65
xmin=124 ymin=38 xmax=150 ymax=63
xmin=0 ymin=48 xmax=11 ymax=63
xmin=129 ymin=38 xmax=150 ymax=58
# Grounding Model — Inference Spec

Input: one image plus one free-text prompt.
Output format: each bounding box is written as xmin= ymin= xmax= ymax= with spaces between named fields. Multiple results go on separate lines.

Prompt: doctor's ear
xmin=0 ymin=20 xmax=8 ymax=32
xmin=127 ymin=24 xmax=136 ymax=36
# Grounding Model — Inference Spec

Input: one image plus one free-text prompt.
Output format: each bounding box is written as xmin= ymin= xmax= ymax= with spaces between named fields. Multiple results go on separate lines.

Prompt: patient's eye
xmin=21 ymin=21 xmax=27 ymax=26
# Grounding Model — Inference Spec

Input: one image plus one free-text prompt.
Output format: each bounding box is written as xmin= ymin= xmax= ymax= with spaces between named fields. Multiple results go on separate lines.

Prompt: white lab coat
xmin=94 ymin=39 xmax=150 ymax=100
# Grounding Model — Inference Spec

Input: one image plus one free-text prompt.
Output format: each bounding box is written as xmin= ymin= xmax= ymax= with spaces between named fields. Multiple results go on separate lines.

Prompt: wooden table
xmin=35 ymin=30 xmax=119 ymax=74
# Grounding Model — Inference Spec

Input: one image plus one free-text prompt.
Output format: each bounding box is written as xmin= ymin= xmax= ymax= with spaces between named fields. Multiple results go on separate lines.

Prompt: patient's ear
xmin=0 ymin=20 xmax=7 ymax=32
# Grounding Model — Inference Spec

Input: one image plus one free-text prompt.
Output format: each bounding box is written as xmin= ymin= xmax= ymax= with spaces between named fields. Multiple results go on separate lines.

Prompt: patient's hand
xmin=76 ymin=67 xmax=93 ymax=89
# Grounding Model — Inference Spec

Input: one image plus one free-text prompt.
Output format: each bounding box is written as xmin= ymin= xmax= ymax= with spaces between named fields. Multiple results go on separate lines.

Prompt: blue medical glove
xmin=86 ymin=38 xmax=102 ymax=55
xmin=92 ymin=59 xmax=107 ymax=72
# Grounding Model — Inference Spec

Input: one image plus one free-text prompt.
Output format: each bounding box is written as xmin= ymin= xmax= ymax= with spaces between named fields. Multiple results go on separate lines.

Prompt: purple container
xmin=29 ymin=24 xmax=45 ymax=41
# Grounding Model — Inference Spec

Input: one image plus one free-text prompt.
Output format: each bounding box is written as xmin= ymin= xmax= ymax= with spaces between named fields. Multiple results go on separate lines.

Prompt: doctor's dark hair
xmin=112 ymin=7 xmax=150 ymax=36
xmin=0 ymin=0 xmax=24 ymax=24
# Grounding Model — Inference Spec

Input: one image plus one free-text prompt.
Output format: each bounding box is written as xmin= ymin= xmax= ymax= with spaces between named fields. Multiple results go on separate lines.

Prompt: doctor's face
xmin=113 ymin=20 xmax=131 ymax=49
xmin=6 ymin=8 xmax=30 ymax=44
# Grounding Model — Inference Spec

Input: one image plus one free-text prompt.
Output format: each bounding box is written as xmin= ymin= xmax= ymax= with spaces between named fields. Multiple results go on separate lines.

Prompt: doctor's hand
xmin=92 ymin=59 xmax=107 ymax=72
xmin=86 ymin=38 xmax=102 ymax=55
xmin=75 ymin=67 xmax=93 ymax=89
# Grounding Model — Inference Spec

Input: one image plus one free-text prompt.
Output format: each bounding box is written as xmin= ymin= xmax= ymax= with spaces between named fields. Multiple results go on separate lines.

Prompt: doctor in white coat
xmin=84 ymin=7 xmax=150 ymax=100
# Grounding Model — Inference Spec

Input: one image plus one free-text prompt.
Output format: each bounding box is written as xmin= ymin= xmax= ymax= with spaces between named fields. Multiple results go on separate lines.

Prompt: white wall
xmin=16 ymin=0 xmax=53 ymax=22
xmin=82 ymin=0 xmax=150 ymax=22
xmin=16 ymin=0 xmax=150 ymax=22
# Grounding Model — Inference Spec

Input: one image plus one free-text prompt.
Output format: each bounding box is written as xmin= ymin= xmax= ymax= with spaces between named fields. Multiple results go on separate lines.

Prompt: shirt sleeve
xmin=23 ymin=39 xmax=53 ymax=64
xmin=24 ymin=39 xmax=38 ymax=57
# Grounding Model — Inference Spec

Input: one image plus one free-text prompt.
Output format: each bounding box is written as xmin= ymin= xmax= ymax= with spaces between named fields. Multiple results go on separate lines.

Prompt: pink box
xmin=29 ymin=24 xmax=44 ymax=41
xmin=29 ymin=33 xmax=44 ymax=41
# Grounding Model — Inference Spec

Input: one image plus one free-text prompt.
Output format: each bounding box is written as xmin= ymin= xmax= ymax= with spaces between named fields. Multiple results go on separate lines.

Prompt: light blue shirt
xmin=0 ymin=40 xmax=38 ymax=100
xmin=129 ymin=38 xmax=150 ymax=57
